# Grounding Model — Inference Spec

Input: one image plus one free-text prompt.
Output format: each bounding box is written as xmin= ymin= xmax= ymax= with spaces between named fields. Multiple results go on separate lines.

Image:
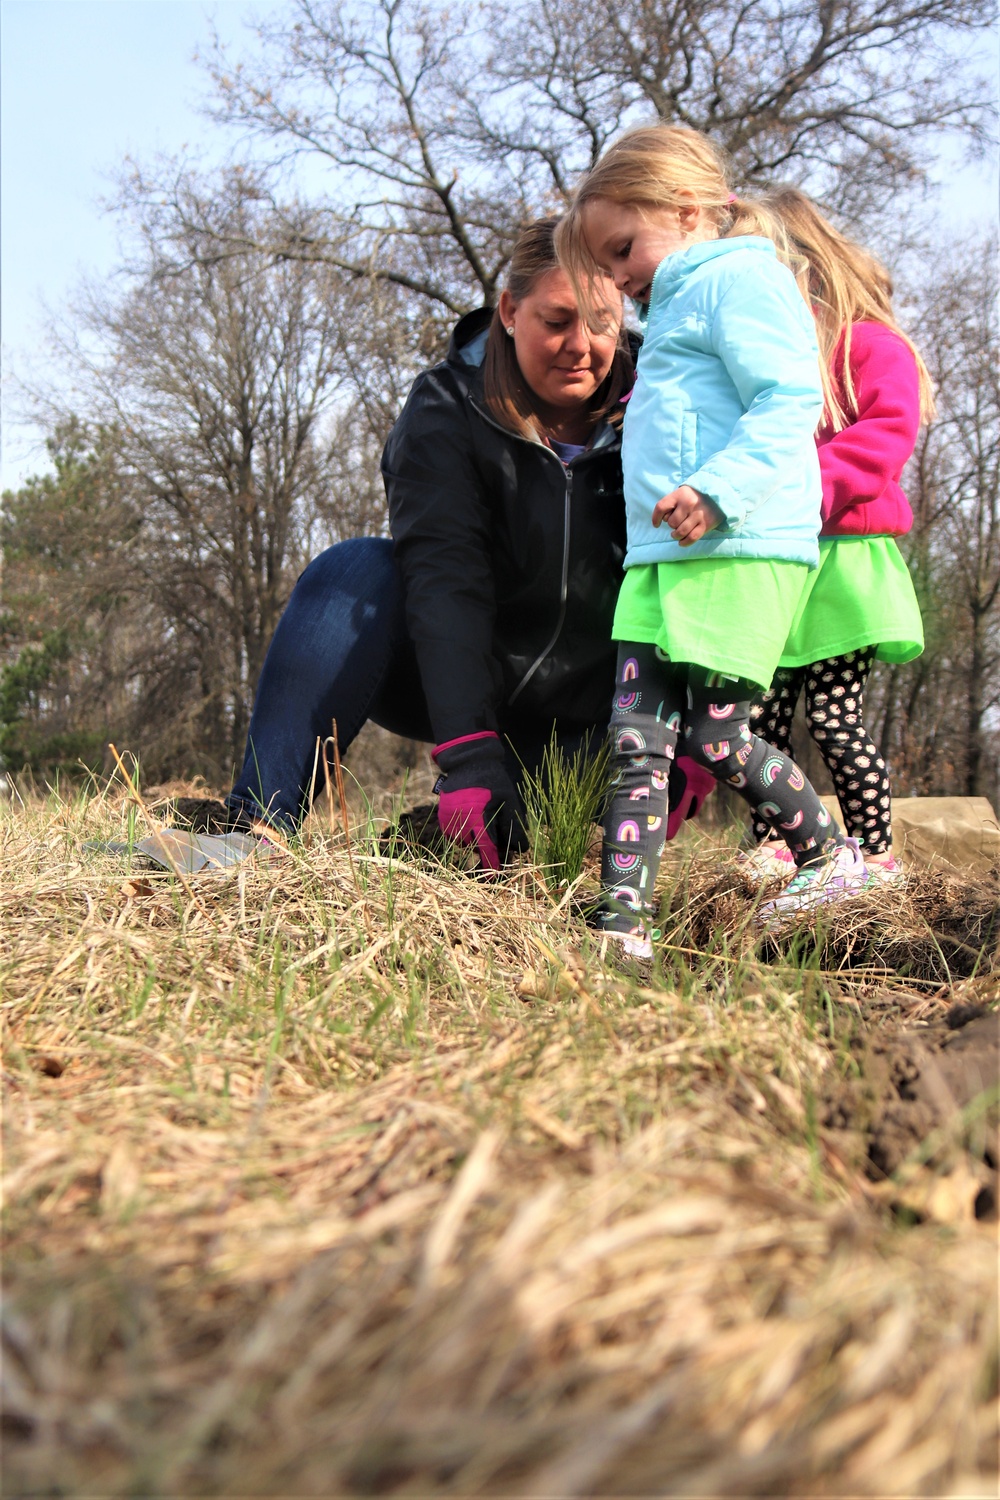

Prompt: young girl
xmin=556 ymin=124 xmax=870 ymax=956
xmin=742 ymin=188 xmax=933 ymax=887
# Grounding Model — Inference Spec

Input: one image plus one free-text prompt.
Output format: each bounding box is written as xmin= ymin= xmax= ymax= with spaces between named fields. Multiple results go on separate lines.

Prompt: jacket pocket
xmin=681 ymin=411 xmax=698 ymax=478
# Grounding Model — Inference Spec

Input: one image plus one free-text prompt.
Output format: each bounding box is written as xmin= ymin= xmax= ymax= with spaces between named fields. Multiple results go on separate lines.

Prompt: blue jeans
xmin=228 ymin=538 xmax=599 ymax=831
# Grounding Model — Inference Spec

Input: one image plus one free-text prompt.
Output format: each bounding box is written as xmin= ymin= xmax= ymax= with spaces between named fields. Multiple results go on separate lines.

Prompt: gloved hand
xmin=432 ymin=731 xmax=527 ymax=872
xmin=666 ymin=755 xmax=715 ymax=841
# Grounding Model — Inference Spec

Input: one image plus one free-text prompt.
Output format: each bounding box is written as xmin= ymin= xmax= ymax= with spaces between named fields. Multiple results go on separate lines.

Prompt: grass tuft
xmin=520 ymin=729 xmax=609 ymax=890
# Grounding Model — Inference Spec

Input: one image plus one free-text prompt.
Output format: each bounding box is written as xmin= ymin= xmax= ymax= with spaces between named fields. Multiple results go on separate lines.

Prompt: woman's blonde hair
xmin=762 ymin=186 xmax=936 ymax=428
xmin=555 ymin=123 xmax=796 ymax=327
xmin=482 ymin=217 xmax=632 ymax=440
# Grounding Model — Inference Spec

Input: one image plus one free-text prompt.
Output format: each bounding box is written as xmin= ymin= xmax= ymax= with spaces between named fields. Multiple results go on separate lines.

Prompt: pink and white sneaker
xmin=757 ymin=837 xmax=870 ymax=930
xmin=736 ymin=840 xmax=797 ymax=888
xmin=864 ymin=854 xmax=906 ymax=886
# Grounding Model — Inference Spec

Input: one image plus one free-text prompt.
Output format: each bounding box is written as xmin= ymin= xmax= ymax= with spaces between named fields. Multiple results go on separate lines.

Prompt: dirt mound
xmin=823 ymin=1004 xmax=999 ymax=1222
xmin=662 ymin=847 xmax=1000 ymax=983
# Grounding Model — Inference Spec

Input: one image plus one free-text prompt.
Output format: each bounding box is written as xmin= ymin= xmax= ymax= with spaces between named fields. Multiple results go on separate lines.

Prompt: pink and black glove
xmin=432 ymin=731 xmax=527 ymax=872
xmin=666 ymin=755 xmax=715 ymax=841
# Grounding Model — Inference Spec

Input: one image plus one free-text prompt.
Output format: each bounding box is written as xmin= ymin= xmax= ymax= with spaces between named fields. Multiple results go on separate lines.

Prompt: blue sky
xmin=1 ymin=0 xmax=264 ymax=483
xmin=1 ymin=0 xmax=997 ymax=488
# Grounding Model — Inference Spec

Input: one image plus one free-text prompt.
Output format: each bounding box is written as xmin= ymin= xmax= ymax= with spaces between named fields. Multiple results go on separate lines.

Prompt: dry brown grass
xmin=2 ymin=781 xmax=997 ymax=1497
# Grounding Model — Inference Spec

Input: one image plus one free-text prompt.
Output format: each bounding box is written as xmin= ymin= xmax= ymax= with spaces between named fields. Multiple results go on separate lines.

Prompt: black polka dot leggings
xmin=749 ymin=648 xmax=892 ymax=855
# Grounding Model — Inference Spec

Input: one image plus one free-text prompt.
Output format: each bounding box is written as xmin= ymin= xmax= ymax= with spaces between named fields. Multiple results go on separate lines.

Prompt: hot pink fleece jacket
xmin=817 ymin=320 xmax=921 ymax=538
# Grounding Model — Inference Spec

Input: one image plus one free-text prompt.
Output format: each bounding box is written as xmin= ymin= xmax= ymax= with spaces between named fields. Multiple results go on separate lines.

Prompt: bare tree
xmin=503 ymin=0 xmax=994 ymax=211
xmin=201 ymin=0 xmax=994 ymax=320
xmin=23 ymin=169 xmax=391 ymax=777
xmin=869 ymin=236 xmax=1000 ymax=803
xmin=918 ymin=238 xmax=1000 ymax=798
xmin=202 ymin=2 xmax=524 ymax=318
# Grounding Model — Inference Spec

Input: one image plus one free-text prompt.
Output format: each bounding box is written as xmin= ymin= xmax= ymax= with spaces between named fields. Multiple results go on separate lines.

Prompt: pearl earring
xmin=506 ymin=325 xmax=515 ymax=337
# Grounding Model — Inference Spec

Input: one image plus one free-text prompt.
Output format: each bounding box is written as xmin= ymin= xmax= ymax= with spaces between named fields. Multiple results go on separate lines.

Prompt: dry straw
xmin=2 ymin=780 xmax=997 ymax=1496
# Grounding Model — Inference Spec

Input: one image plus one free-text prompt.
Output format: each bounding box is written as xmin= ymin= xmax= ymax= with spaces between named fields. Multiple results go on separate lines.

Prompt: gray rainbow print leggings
xmin=599 ymin=644 xmax=841 ymax=936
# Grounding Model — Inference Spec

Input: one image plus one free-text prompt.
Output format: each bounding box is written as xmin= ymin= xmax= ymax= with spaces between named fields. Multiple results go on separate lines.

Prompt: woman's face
xmin=499 ymin=267 xmax=620 ymax=418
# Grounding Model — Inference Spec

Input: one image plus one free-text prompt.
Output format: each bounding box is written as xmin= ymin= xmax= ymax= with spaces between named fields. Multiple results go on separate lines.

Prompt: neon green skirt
xmin=613 ymin=556 xmax=811 ymax=689
xmin=779 ymin=537 xmax=924 ymax=668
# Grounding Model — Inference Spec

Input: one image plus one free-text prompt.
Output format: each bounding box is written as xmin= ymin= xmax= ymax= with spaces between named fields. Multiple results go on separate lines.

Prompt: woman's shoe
xmin=757 ymin=837 xmax=870 ymax=929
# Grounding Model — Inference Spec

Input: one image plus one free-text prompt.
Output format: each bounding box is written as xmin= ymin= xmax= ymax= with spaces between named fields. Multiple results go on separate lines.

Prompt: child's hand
xmin=652 ymin=486 xmax=724 ymax=545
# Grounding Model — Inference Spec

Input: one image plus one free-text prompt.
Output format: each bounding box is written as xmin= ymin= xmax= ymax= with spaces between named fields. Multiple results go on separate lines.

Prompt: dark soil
xmin=377 ymin=802 xmax=448 ymax=857
xmin=822 ymin=1003 xmax=999 ymax=1220
xmin=166 ymin=796 xmax=259 ymax=834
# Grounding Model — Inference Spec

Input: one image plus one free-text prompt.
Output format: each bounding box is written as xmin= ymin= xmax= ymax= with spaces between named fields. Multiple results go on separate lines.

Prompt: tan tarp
xmin=820 ymin=795 xmax=1000 ymax=879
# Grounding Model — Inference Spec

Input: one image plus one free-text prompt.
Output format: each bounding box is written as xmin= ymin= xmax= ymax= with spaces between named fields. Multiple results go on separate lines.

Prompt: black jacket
xmin=382 ymin=309 xmax=628 ymax=745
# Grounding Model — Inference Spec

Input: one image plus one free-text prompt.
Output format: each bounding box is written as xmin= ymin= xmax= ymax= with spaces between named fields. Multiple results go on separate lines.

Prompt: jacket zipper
xmin=468 ymin=395 xmax=611 ymax=708
xmin=508 ymin=459 xmax=572 ymax=706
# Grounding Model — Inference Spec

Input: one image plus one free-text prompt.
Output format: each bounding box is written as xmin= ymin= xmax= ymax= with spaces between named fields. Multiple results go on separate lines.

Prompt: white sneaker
xmin=757 ymin=838 xmax=870 ymax=929
xmin=737 ymin=841 xmax=797 ymax=887
xmin=601 ymin=928 xmax=654 ymax=961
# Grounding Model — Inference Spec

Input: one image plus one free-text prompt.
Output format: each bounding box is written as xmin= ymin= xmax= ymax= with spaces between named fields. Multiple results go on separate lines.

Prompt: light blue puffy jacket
xmin=622 ymin=236 xmax=824 ymax=569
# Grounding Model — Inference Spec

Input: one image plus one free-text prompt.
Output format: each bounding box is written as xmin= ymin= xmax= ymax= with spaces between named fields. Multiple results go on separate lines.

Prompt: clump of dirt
xmin=822 ymin=1003 xmax=999 ymax=1221
xmin=376 ymin=801 xmax=447 ymax=857
xmin=859 ymin=869 xmax=1000 ymax=980
xmin=666 ymin=849 xmax=1000 ymax=982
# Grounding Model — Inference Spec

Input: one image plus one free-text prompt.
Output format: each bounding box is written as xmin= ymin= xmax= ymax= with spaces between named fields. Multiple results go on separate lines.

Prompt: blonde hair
xmin=762 ymin=186 xmax=936 ymax=428
xmin=556 ymin=123 xmax=797 ymax=326
xmin=482 ymin=217 xmax=632 ymax=440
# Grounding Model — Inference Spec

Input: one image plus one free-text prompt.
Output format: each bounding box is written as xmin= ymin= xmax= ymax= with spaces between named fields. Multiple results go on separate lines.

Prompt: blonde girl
xmin=744 ymin=187 xmax=933 ymax=887
xmin=557 ymin=124 xmax=871 ymax=954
